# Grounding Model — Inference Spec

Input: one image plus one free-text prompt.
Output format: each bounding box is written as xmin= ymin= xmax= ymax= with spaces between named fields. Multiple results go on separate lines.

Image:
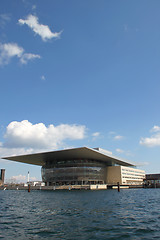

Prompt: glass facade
xmin=41 ymin=159 xmax=107 ymax=185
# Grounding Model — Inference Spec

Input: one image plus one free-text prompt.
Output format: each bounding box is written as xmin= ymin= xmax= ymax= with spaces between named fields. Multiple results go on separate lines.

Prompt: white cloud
xmin=140 ymin=134 xmax=160 ymax=147
xmin=92 ymin=132 xmax=100 ymax=141
xmin=140 ymin=125 xmax=160 ymax=147
xmin=7 ymin=174 xmax=37 ymax=183
xmin=0 ymin=14 xmax=11 ymax=28
xmin=0 ymin=42 xmax=40 ymax=65
xmin=3 ymin=120 xmax=87 ymax=150
xmin=116 ymin=148 xmax=133 ymax=157
xmin=30 ymin=176 xmax=37 ymax=181
xmin=18 ymin=15 xmax=62 ymax=41
xmin=136 ymin=162 xmax=149 ymax=167
xmin=116 ymin=148 xmax=124 ymax=153
xmin=1 ymin=43 xmax=23 ymax=57
xmin=12 ymin=174 xmax=26 ymax=181
xmin=32 ymin=5 xmax=36 ymax=10
xmin=151 ymin=125 xmax=160 ymax=132
xmin=114 ymin=135 xmax=124 ymax=140
xmin=108 ymin=132 xmax=124 ymax=141
xmin=41 ymin=75 xmax=46 ymax=81
xmin=108 ymin=131 xmax=116 ymax=135
xmin=0 ymin=42 xmax=24 ymax=65
xmin=92 ymin=132 xmax=100 ymax=137
xmin=0 ymin=146 xmax=35 ymax=159
xmin=20 ymin=53 xmax=41 ymax=64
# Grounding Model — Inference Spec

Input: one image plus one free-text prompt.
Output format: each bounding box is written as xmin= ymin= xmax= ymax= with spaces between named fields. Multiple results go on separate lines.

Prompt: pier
xmin=0 ymin=183 xmax=144 ymax=191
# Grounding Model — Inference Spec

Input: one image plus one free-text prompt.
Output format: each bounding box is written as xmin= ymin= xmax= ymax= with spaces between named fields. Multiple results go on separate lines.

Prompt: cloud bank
xmin=3 ymin=120 xmax=86 ymax=150
xmin=6 ymin=174 xmax=37 ymax=183
xmin=18 ymin=15 xmax=62 ymax=41
xmin=140 ymin=125 xmax=160 ymax=147
xmin=0 ymin=42 xmax=40 ymax=65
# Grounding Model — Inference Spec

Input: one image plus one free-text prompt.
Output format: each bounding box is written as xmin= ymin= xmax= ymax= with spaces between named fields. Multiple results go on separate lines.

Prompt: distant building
xmin=144 ymin=174 xmax=160 ymax=187
xmin=0 ymin=169 xmax=5 ymax=186
xmin=3 ymin=147 xmax=145 ymax=186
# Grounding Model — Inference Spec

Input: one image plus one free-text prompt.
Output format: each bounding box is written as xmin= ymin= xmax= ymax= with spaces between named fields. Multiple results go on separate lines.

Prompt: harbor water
xmin=0 ymin=188 xmax=160 ymax=239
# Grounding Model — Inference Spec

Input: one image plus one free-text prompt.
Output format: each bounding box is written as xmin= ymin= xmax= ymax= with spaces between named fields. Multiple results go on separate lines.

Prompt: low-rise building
xmin=144 ymin=174 xmax=160 ymax=187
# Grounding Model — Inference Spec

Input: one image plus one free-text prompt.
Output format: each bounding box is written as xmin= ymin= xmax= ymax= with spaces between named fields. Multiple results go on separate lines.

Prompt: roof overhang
xmin=2 ymin=147 xmax=135 ymax=167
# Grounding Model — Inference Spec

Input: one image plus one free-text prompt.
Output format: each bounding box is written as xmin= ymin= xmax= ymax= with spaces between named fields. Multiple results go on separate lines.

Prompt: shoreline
xmin=0 ymin=184 xmax=145 ymax=191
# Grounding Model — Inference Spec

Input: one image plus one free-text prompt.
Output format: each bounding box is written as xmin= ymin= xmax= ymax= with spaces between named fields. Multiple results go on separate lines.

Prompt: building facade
xmin=42 ymin=158 xmax=108 ymax=185
xmin=106 ymin=166 xmax=145 ymax=185
xmin=144 ymin=174 xmax=160 ymax=187
xmin=3 ymin=147 xmax=145 ymax=186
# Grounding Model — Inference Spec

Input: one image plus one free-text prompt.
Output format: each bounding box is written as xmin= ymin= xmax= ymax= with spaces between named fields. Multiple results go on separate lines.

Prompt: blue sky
xmin=1 ymin=0 xmax=160 ymax=182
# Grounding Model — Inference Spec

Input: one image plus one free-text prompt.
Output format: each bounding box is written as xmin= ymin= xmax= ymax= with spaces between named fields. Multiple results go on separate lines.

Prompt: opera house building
xmin=3 ymin=147 xmax=145 ymax=186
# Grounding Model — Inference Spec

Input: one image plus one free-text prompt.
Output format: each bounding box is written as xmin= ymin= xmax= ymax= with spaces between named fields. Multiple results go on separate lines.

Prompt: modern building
xmin=3 ymin=147 xmax=145 ymax=186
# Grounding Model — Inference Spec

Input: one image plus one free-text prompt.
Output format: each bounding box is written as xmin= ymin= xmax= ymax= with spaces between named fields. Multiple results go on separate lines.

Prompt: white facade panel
xmin=106 ymin=166 xmax=145 ymax=185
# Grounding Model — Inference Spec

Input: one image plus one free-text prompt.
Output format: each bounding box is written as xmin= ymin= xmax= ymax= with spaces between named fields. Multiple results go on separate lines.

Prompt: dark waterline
xmin=0 ymin=189 xmax=160 ymax=239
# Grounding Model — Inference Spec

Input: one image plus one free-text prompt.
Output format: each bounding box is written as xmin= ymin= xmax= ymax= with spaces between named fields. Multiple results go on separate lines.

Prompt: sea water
xmin=0 ymin=189 xmax=160 ymax=239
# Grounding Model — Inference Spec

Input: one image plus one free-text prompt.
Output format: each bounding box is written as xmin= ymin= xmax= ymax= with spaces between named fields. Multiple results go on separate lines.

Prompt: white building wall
xmin=121 ymin=166 xmax=145 ymax=185
xmin=106 ymin=166 xmax=145 ymax=185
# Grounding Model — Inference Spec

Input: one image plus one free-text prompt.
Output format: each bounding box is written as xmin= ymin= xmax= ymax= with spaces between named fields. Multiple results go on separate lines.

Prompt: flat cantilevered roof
xmin=2 ymin=147 xmax=135 ymax=167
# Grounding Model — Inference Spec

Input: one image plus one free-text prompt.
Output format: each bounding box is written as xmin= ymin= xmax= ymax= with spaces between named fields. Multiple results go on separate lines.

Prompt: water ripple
xmin=0 ymin=189 xmax=160 ymax=239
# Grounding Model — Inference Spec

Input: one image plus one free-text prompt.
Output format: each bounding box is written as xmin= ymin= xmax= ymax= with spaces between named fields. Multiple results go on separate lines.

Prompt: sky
xmin=1 ymin=0 xmax=160 ymax=183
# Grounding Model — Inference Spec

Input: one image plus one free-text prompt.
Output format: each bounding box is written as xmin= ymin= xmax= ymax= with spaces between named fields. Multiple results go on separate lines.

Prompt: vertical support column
xmin=27 ymin=171 xmax=30 ymax=183
xmin=117 ymin=182 xmax=120 ymax=192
